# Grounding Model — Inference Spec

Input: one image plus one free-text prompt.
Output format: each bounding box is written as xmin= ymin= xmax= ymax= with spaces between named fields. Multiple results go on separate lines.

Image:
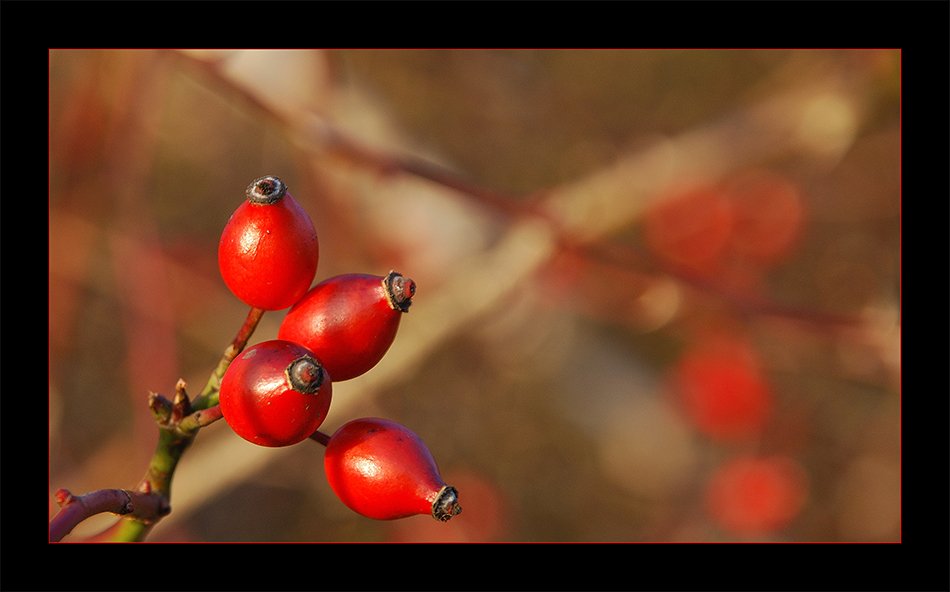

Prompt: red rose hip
xmin=219 ymin=176 xmax=320 ymax=311
xmin=278 ymin=271 xmax=415 ymax=381
xmin=643 ymin=184 xmax=734 ymax=277
xmin=669 ymin=336 xmax=772 ymax=442
xmin=323 ymin=418 xmax=461 ymax=521
xmin=219 ymin=340 xmax=332 ymax=447
xmin=706 ymin=454 xmax=808 ymax=536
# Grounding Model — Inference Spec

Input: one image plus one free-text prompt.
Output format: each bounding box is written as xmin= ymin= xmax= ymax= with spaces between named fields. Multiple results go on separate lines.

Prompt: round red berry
xmin=219 ymin=339 xmax=332 ymax=447
xmin=723 ymin=170 xmax=805 ymax=266
xmin=643 ymin=185 xmax=734 ymax=277
xmin=323 ymin=417 xmax=461 ymax=521
xmin=706 ymin=454 xmax=808 ymax=537
xmin=668 ymin=336 xmax=772 ymax=442
xmin=218 ymin=176 xmax=319 ymax=311
xmin=278 ymin=271 xmax=415 ymax=381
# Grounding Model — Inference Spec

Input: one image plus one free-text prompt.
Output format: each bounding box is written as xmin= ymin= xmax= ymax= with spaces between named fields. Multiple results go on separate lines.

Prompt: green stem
xmin=111 ymin=429 xmax=189 ymax=542
xmin=108 ymin=306 xmax=265 ymax=541
xmin=192 ymin=306 xmax=265 ymax=411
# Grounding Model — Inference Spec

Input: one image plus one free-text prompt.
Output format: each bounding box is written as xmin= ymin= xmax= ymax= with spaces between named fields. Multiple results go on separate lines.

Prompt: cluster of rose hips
xmin=216 ymin=176 xmax=461 ymax=523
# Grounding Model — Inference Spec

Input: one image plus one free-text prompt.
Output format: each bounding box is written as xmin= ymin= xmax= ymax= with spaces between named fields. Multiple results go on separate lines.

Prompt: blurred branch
xmin=573 ymin=238 xmax=861 ymax=329
xmin=175 ymin=50 xmax=865 ymax=332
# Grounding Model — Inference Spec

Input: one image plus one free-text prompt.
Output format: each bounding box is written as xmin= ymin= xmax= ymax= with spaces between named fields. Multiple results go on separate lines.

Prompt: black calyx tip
xmin=247 ymin=176 xmax=287 ymax=205
xmin=383 ymin=270 xmax=415 ymax=313
xmin=286 ymin=356 xmax=326 ymax=394
xmin=431 ymin=485 xmax=461 ymax=522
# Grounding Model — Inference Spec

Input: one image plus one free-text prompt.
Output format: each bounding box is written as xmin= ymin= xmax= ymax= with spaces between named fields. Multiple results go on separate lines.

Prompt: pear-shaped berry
xmin=219 ymin=176 xmax=319 ymax=311
xmin=323 ymin=418 xmax=461 ymax=521
xmin=278 ymin=271 xmax=414 ymax=381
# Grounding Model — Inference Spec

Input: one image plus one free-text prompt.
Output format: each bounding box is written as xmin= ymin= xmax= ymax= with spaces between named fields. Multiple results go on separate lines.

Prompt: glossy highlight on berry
xmin=219 ymin=340 xmax=332 ymax=447
xmin=278 ymin=271 xmax=415 ymax=381
xmin=218 ymin=176 xmax=319 ymax=311
xmin=323 ymin=418 xmax=461 ymax=521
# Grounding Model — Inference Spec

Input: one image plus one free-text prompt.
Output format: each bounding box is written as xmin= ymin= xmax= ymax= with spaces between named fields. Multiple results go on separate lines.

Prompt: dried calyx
xmin=431 ymin=485 xmax=462 ymax=522
xmin=246 ymin=176 xmax=287 ymax=205
xmin=286 ymin=356 xmax=325 ymax=394
xmin=383 ymin=270 xmax=416 ymax=313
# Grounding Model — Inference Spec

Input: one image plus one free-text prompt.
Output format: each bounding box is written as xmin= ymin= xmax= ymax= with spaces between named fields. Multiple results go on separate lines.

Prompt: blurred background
xmin=49 ymin=49 xmax=901 ymax=542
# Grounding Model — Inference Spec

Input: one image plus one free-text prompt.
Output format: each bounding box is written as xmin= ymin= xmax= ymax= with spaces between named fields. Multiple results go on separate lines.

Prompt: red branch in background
xmin=174 ymin=51 xmax=863 ymax=335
